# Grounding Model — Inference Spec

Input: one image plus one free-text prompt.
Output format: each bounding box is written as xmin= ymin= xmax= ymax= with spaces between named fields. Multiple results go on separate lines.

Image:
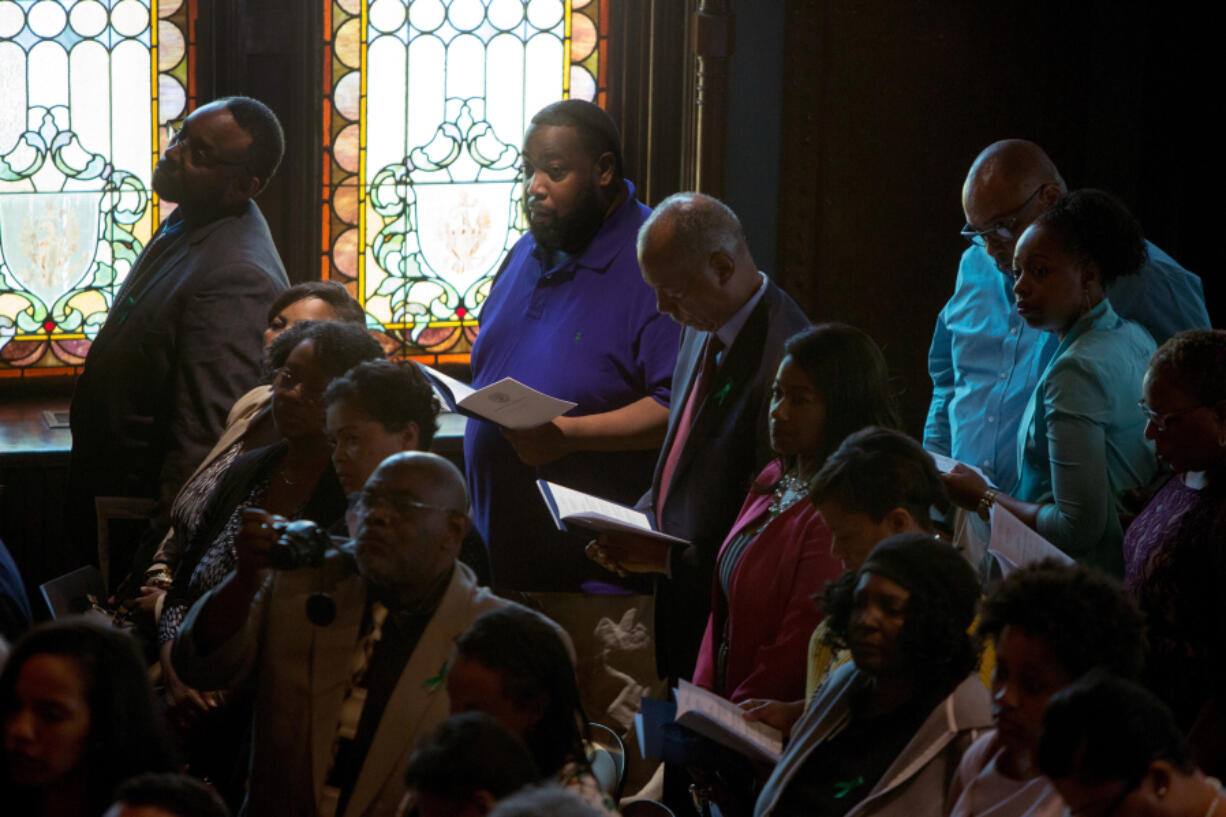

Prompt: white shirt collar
xmin=713 ymin=271 xmax=768 ymax=354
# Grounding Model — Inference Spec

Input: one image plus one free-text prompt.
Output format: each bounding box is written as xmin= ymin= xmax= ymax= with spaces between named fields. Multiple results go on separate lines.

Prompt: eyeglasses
xmin=356 ymin=489 xmax=459 ymax=518
xmin=166 ymin=122 xmax=249 ymax=170
xmin=960 ymin=184 xmax=1047 ymax=247
xmin=1138 ymin=400 xmax=1202 ymax=432
xmin=273 ymin=367 xmax=328 ymax=406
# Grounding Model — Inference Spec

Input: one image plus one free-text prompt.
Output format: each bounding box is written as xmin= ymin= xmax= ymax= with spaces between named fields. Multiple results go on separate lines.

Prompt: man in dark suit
xmin=68 ymin=96 xmax=289 ymax=577
xmin=588 ymin=192 xmax=811 ymax=682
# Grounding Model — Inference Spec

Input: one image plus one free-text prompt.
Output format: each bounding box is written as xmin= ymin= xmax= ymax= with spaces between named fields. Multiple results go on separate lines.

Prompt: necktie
xmin=657 ymin=334 xmax=723 ymax=523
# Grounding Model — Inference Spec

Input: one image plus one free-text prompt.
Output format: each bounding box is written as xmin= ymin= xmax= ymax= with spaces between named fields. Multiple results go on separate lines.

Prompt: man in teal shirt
xmin=925 ymin=139 xmax=1210 ymax=489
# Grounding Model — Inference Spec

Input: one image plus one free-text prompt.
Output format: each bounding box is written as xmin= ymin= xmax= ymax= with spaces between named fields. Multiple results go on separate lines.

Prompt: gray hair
xmin=637 ymin=191 xmax=746 ymax=273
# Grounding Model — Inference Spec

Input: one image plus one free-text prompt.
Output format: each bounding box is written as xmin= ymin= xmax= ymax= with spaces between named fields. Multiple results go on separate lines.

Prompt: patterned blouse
xmin=157 ymin=479 xmax=269 ymax=645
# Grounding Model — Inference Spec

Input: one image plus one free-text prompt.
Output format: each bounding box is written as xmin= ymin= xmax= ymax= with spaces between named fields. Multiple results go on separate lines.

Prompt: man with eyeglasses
xmin=925 ymin=139 xmax=1209 ymax=489
xmin=68 ymin=96 xmax=289 ymax=577
xmin=173 ymin=451 xmax=553 ymax=817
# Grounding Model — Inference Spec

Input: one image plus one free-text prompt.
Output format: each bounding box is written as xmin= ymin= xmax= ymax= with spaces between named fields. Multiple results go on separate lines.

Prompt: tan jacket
xmin=175 ymin=559 xmax=512 ymax=817
xmin=755 ymin=664 xmax=992 ymax=817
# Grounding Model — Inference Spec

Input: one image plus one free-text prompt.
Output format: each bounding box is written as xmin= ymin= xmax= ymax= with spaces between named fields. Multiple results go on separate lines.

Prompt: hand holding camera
xmin=235 ymin=507 xmax=284 ymax=586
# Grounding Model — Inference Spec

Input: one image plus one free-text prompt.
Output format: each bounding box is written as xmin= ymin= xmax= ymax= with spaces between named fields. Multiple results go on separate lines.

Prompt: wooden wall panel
xmin=777 ymin=0 xmax=1224 ymax=436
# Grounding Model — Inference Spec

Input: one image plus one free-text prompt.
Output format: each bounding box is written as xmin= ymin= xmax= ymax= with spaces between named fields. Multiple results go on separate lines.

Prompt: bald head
xmin=354 ymin=451 xmax=470 ymax=600
xmin=962 ymin=140 xmax=1067 ymax=273
xmin=964 ymin=140 xmax=1064 ymax=203
xmin=375 ymin=451 xmax=469 ymax=512
xmin=637 ymin=192 xmax=761 ymax=331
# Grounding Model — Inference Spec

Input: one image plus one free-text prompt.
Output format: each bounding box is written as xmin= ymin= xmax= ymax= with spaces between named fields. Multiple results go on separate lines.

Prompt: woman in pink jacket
xmin=692 ymin=323 xmax=900 ymax=703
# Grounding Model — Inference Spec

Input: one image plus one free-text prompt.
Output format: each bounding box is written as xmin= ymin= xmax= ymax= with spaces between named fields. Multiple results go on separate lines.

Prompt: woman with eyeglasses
xmin=942 ymin=189 xmax=1158 ymax=574
xmin=1037 ymin=672 xmax=1226 ymax=817
xmin=115 ymin=281 xmax=366 ymax=626
xmin=155 ymin=320 xmax=381 ymax=801
xmin=1122 ymin=329 xmax=1226 ymax=775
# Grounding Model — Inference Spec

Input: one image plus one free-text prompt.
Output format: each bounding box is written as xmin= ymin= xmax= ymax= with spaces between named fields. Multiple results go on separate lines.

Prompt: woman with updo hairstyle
xmin=447 ymin=607 xmax=615 ymax=814
xmin=1124 ymin=328 xmax=1226 ymax=772
xmin=1 ymin=619 xmax=176 ymax=817
xmin=323 ymin=360 xmax=491 ymax=583
xmin=943 ymin=189 xmax=1158 ymax=573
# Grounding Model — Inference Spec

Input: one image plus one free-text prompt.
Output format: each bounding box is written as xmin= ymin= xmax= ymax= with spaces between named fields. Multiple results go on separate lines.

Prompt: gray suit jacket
xmin=755 ymin=664 xmax=992 ymax=817
xmin=175 ymin=560 xmax=512 ymax=817
xmin=649 ymin=278 xmax=810 ymax=679
xmin=69 ymin=202 xmax=287 ymax=540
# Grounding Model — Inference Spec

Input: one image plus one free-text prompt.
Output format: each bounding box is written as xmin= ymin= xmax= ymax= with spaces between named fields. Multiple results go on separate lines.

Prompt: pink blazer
xmin=691 ymin=459 xmax=842 ymax=702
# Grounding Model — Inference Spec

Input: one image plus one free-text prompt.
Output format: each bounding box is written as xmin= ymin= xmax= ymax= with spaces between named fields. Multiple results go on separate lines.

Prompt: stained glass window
xmin=321 ymin=0 xmax=607 ymax=364
xmin=0 ymin=0 xmax=196 ymax=377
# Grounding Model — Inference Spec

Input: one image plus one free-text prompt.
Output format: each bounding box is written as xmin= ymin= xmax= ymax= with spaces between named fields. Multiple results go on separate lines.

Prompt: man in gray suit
xmin=587 ymin=192 xmax=811 ymax=682
xmin=68 ymin=96 xmax=289 ymax=574
xmin=175 ymin=452 xmax=521 ymax=817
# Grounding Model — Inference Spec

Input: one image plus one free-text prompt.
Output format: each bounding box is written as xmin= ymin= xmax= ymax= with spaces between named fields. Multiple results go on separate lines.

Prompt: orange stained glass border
xmin=1 ymin=0 xmax=199 ymax=378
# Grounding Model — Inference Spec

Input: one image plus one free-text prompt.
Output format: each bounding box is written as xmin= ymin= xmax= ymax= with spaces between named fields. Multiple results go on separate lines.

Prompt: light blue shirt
xmin=1014 ymin=299 xmax=1158 ymax=573
xmin=924 ymin=241 xmax=1209 ymax=487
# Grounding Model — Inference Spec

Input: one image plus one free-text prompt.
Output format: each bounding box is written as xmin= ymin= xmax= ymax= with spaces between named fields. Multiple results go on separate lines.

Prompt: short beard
xmin=529 ymin=183 xmax=607 ymax=255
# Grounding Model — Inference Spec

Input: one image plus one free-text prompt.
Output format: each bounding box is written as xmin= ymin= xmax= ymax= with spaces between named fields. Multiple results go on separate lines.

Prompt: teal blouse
xmin=1013 ymin=299 xmax=1158 ymax=573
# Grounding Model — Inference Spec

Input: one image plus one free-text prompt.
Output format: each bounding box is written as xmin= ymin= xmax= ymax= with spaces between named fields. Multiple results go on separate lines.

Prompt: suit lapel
xmin=653 ymin=328 xmax=707 ymax=498
xmin=667 ymin=296 xmax=771 ymax=493
xmin=310 ymin=575 xmax=368 ymax=808
xmin=343 ymin=568 xmax=473 ymax=817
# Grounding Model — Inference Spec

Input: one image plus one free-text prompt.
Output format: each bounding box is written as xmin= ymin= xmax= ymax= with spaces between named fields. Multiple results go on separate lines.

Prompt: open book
xmin=673 ymin=680 xmax=783 ymax=764
xmin=421 ymin=365 xmax=577 ymax=430
xmin=536 ymin=480 xmax=690 ymax=545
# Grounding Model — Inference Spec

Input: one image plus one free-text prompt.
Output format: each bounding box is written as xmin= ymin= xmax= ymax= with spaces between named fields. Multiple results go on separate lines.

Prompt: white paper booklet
xmin=988 ymin=504 xmax=1073 ymax=575
xmin=536 ymin=480 xmax=690 ymax=545
xmin=674 ymin=680 xmax=783 ymax=764
xmin=927 ymin=451 xmax=997 ymax=489
xmin=421 ymin=365 xmax=577 ymax=430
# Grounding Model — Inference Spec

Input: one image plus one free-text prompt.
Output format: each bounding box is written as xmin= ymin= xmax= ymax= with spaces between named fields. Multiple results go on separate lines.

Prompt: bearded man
xmin=463 ymin=100 xmax=680 ymax=593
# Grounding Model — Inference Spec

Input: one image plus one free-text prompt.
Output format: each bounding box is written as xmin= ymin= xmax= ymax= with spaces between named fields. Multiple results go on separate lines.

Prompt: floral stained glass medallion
xmin=321 ymin=0 xmax=607 ymax=364
xmin=0 ymin=0 xmax=196 ymax=375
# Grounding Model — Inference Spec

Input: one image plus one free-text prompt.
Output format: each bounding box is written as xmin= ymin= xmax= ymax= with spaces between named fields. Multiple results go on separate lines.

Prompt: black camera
xmin=267 ymin=519 xmax=332 ymax=570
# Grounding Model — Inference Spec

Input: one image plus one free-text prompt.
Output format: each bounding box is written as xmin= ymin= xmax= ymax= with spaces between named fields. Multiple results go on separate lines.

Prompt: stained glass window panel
xmin=0 ymin=0 xmax=197 ymax=376
xmin=321 ymin=0 xmax=607 ymax=364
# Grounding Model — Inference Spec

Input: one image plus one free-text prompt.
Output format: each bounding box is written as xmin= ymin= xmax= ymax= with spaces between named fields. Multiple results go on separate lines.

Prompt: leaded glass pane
xmin=321 ymin=0 xmax=607 ymax=364
xmin=0 ymin=0 xmax=197 ymax=375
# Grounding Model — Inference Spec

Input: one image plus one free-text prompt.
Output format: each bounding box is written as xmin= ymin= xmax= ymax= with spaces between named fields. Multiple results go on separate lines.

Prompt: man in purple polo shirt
xmin=464 ymin=100 xmax=680 ymax=593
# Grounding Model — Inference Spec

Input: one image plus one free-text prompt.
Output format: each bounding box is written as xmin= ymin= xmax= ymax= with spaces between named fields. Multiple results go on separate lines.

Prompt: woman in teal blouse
xmin=944 ymin=189 xmax=1158 ymax=573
